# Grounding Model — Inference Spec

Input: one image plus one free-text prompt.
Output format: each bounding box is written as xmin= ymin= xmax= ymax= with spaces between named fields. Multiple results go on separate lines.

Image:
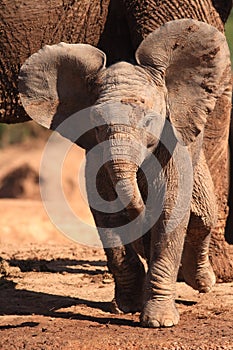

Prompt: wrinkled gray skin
xmin=19 ymin=19 xmax=232 ymax=327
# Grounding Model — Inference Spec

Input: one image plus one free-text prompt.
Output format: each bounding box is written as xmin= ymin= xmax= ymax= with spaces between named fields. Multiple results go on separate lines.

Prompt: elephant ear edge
xmin=136 ymin=19 xmax=232 ymax=145
xmin=19 ymin=42 xmax=106 ymax=148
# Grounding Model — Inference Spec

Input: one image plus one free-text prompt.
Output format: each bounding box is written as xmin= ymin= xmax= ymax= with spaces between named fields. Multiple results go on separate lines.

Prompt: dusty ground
xmin=0 ymin=137 xmax=233 ymax=349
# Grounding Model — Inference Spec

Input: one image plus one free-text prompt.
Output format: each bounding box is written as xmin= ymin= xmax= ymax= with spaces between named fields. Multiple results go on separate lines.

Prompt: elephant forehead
xmin=92 ymin=101 xmax=144 ymax=123
xmin=96 ymin=62 xmax=164 ymax=111
xmin=100 ymin=62 xmax=154 ymax=88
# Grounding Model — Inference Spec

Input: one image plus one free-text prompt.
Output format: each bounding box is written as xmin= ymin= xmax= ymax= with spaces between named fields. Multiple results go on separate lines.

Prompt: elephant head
xmin=18 ymin=19 xmax=231 ymax=220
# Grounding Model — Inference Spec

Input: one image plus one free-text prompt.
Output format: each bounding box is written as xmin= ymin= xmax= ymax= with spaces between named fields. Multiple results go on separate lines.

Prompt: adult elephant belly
xmin=0 ymin=0 xmax=110 ymax=123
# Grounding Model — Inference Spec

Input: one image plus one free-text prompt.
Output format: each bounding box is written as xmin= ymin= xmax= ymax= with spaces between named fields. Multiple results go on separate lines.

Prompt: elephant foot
xmin=182 ymin=250 xmax=216 ymax=293
xmin=196 ymin=262 xmax=216 ymax=293
xmin=184 ymin=259 xmax=216 ymax=293
xmin=111 ymin=293 xmax=142 ymax=314
xmin=140 ymin=299 xmax=179 ymax=328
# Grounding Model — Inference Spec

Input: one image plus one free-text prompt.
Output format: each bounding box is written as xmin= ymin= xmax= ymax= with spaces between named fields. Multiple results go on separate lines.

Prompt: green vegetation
xmin=226 ymin=10 xmax=233 ymax=67
xmin=0 ymin=122 xmax=49 ymax=148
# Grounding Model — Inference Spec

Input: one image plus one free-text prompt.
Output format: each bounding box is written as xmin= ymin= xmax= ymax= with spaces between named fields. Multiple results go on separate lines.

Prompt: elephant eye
xmin=145 ymin=118 xmax=153 ymax=127
xmin=95 ymin=125 xmax=108 ymax=137
xmin=95 ymin=126 xmax=101 ymax=132
xmin=95 ymin=125 xmax=106 ymax=131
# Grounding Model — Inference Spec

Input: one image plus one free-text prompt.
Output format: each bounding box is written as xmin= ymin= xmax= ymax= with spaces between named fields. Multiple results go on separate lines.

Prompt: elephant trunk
xmin=104 ymin=132 xmax=145 ymax=220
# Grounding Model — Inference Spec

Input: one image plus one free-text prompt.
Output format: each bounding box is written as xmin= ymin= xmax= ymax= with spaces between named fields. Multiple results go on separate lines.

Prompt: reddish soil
xmin=0 ymin=137 xmax=233 ymax=350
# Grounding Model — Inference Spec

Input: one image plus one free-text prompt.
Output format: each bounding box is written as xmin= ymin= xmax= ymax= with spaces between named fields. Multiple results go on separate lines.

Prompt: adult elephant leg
xmin=204 ymin=92 xmax=233 ymax=281
xmin=226 ymin=103 xmax=233 ymax=244
xmin=85 ymin=150 xmax=145 ymax=313
xmin=181 ymin=152 xmax=216 ymax=292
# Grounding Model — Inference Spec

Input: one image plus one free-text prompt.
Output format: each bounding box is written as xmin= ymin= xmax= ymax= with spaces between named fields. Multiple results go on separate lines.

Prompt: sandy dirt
xmin=0 ymin=138 xmax=233 ymax=350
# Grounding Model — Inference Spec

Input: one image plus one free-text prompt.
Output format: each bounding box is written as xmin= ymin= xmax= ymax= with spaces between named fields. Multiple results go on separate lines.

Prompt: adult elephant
xmin=1 ymin=0 xmax=233 ymax=327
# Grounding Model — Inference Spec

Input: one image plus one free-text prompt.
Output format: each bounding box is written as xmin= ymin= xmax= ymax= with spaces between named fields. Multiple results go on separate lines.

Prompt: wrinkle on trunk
xmin=106 ymin=159 xmax=145 ymax=220
xmin=103 ymin=130 xmax=146 ymax=220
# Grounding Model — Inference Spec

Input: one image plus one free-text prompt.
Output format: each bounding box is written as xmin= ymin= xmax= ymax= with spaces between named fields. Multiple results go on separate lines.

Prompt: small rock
xmin=0 ymin=260 xmax=11 ymax=276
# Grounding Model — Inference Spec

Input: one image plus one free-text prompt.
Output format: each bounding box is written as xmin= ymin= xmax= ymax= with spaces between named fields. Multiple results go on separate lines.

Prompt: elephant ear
xmin=19 ymin=42 xmax=106 ymax=149
xmin=136 ymin=19 xmax=231 ymax=145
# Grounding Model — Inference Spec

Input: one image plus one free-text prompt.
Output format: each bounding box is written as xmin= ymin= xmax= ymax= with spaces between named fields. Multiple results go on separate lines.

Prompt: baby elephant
xmin=19 ymin=19 xmax=232 ymax=327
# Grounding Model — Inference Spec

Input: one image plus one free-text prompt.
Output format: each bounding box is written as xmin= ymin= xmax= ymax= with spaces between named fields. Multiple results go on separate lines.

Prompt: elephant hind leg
xmin=181 ymin=214 xmax=216 ymax=292
xmin=181 ymin=152 xmax=217 ymax=292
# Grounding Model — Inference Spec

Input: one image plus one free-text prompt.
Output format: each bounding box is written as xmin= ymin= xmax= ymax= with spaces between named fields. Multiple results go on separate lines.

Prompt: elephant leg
xmin=139 ymin=142 xmax=193 ymax=328
xmin=181 ymin=152 xmax=217 ymax=292
xmin=181 ymin=215 xmax=216 ymax=292
xmin=85 ymin=151 xmax=145 ymax=313
xmin=140 ymin=215 xmax=189 ymax=328
xmin=90 ymin=209 xmax=146 ymax=313
xmin=104 ymin=241 xmax=146 ymax=314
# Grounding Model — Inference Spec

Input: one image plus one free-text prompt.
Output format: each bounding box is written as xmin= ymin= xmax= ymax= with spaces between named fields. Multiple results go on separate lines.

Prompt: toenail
xmin=163 ymin=319 xmax=174 ymax=327
xmin=149 ymin=320 xmax=160 ymax=328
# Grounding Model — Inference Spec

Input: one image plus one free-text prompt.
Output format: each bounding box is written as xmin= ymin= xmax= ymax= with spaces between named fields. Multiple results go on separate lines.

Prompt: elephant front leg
xmin=85 ymin=151 xmax=145 ymax=313
xmin=140 ymin=216 xmax=188 ymax=328
xmin=91 ymin=211 xmax=146 ymax=313
xmin=104 ymin=240 xmax=146 ymax=314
